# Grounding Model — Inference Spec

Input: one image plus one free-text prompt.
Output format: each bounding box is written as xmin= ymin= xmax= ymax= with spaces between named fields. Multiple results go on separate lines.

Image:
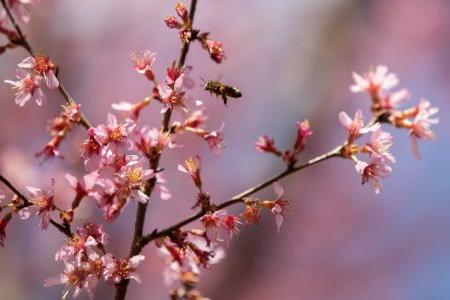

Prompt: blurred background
xmin=0 ymin=0 xmax=449 ymax=299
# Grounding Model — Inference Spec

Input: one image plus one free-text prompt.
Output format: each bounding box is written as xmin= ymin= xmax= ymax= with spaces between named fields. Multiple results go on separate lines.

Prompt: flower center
xmin=109 ymin=127 xmax=124 ymax=143
xmin=34 ymin=196 xmax=50 ymax=209
xmin=33 ymin=56 xmax=52 ymax=75
xmin=126 ymin=168 xmax=142 ymax=183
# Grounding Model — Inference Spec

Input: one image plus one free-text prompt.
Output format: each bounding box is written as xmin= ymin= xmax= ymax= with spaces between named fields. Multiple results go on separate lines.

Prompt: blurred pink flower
xmin=4 ymin=69 xmax=46 ymax=106
xmin=350 ymin=65 xmax=398 ymax=94
xmin=410 ymin=99 xmax=439 ymax=159
xmin=103 ymin=254 xmax=145 ymax=284
xmin=18 ymin=55 xmax=59 ymax=89
xmin=355 ymin=158 xmax=392 ymax=194
xmin=18 ymin=178 xmax=55 ymax=230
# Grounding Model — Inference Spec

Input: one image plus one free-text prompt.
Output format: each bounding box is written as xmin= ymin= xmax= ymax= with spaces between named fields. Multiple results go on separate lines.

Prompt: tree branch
xmin=114 ymin=1 xmax=199 ymax=299
xmin=0 ymin=174 xmax=73 ymax=237
xmin=140 ymin=143 xmax=344 ymax=245
xmin=0 ymin=0 xmax=92 ymax=129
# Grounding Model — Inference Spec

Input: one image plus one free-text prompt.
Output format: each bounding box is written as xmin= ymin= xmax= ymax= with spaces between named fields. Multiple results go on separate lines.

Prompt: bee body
xmin=203 ymin=80 xmax=242 ymax=106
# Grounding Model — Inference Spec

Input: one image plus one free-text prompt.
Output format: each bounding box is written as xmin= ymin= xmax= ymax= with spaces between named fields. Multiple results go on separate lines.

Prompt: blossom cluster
xmin=165 ymin=1 xmax=225 ymax=63
xmin=0 ymin=0 xmax=440 ymax=299
xmin=45 ymin=223 xmax=144 ymax=299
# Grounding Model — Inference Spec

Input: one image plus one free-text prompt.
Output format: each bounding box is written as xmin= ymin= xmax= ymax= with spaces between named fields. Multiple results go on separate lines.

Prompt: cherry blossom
xmin=4 ymin=69 xmax=46 ymax=106
xmin=65 ymin=172 xmax=99 ymax=209
xmin=365 ymin=128 xmax=395 ymax=163
xmin=17 ymin=55 xmax=59 ymax=89
xmin=350 ymin=65 xmax=398 ymax=95
xmin=178 ymin=156 xmax=202 ymax=189
xmin=6 ymin=0 xmax=42 ymax=24
xmin=44 ymin=260 xmax=97 ymax=300
xmin=91 ymin=113 xmax=135 ymax=153
xmin=355 ymin=158 xmax=392 ymax=194
xmin=18 ymin=178 xmax=55 ymax=230
xmin=204 ymin=124 xmax=225 ymax=155
xmin=339 ymin=110 xmax=380 ymax=141
xmin=410 ymin=99 xmax=439 ymax=158
xmin=102 ymin=254 xmax=145 ymax=284
xmin=270 ymin=182 xmax=289 ymax=233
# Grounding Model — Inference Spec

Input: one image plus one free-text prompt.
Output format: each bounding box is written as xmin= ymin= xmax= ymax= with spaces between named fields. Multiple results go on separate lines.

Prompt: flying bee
xmin=202 ymin=79 xmax=242 ymax=106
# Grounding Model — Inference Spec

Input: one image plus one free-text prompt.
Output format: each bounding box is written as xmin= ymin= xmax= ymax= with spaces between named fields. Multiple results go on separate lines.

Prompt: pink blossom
xmin=365 ymin=129 xmax=395 ymax=163
xmin=102 ymin=254 xmax=145 ymax=284
xmin=204 ymin=40 xmax=225 ymax=64
xmin=164 ymin=16 xmax=182 ymax=29
xmin=339 ymin=110 xmax=380 ymax=140
xmin=18 ymin=178 xmax=55 ymax=230
xmin=133 ymin=126 xmax=175 ymax=154
xmin=355 ymin=158 xmax=392 ymax=194
xmin=78 ymin=223 xmax=109 ymax=246
xmin=222 ymin=215 xmax=241 ymax=241
xmin=55 ymin=235 xmax=97 ymax=262
xmin=350 ymin=65 xmax=398 ymax=94
xmin=91 ymin=113 xmax=135 ymax=152
xmin=81 ymin=129 xmax=102 ymax=171
xmin=379 ymin=89 xmax=410 ymax=110
xmin=201 ymin=210 xmax=226 ymax=230
xmin=175 ymin=1 xmax=188 ymax=21
xmin=178 ymin=156 xmax=202 ymax=189
xmin=130 ymin=50 xmax=156 ymax=80
xmin=271 ymin=182 xmax=289 ymax=233
xmin=18 ymin=55 xmax=59 ymax=89
xmin=116 ymin=158 xmax=154 ymax=203
xmin=410 ymin=99 xmax=439 ymax=159
xmin=184 ymin=108 xmax=208 ymax=129
xmin=204 ymin=124 xmax=225 ymax=155
xmin=65 ymin=172 xmax=98 ymax=202
xmin=4 ymin=69 xmax=46 ymax=106
xmin=44 ymin=260 xmax=97 ymax=300
xmin=165 ymin=65 xmax=195 ymax=88
xmin=111 ymin=98 xmax=150 ymax=120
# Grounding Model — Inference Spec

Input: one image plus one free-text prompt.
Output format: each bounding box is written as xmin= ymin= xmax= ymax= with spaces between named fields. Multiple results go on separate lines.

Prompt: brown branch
xmin=0 ymin=0 xmax=91 ymax=129
xmin=114 ymin=1 xmax=199 ymax=299
xmin=140 ymin=144 xmax=344 ymax=245
xmin=0 ymin=174 xmax=73 ymax=237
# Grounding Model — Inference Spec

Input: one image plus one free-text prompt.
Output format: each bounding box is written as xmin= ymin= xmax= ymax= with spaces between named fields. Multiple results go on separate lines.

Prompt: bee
xmin=203 ymin=79 xmax=242 ymax=106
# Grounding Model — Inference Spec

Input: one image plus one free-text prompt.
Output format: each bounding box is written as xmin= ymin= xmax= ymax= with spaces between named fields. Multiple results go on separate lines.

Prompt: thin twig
xmin=0 ymin=174 xmax=73 ymax=237
xmin=0 ymin=0 xmax=91 ymax=129
xmin=140 ymin=144 xmax=344 ymax=245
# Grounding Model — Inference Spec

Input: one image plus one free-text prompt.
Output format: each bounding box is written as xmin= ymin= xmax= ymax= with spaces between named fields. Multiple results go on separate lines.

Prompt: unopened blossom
xmin=365 ymin=129 xmax=395 ymax=163
xmin=18 ymin=178 xmax=55 ymax=230
xmin=18 ymin=55 xmax=59 ymax=89
xmin=91 ymin=113 xmax=135 ymax=152
xmin=255 ymin=135 xmax=281 ymax=155
xmin=44 ymin=260 xmax=97 ymax=300
xmin=165 ymin=15 xmax=182 ymax=29
xmin=410 ymin=99 xmax=439 ymax=158
xmin=350 ymin=65 xmax=398 ymax=95
xmin=339 ymin=110 xmax=379 ymax=141
xmin=175 ymin=1 xmax=188 ymax=22
xmin=204 ymin=124 xmax=225 ymax=155
xmin=203 ymin=40 xmax=225 ymax=64
xmin=103 ymin=254 xmax=145 ymax=284
xmin=178 ymin=156 xmax=202 ymax=189
xmin=4 ymin=69 xmax=46 ymax=106
xmin=130 ymin=50 xmax=156 ymax=80
xmin=35 ymin=136 xmax=64 ymax=162
xmin=355 ymin=158 xmax=392 ymax=194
